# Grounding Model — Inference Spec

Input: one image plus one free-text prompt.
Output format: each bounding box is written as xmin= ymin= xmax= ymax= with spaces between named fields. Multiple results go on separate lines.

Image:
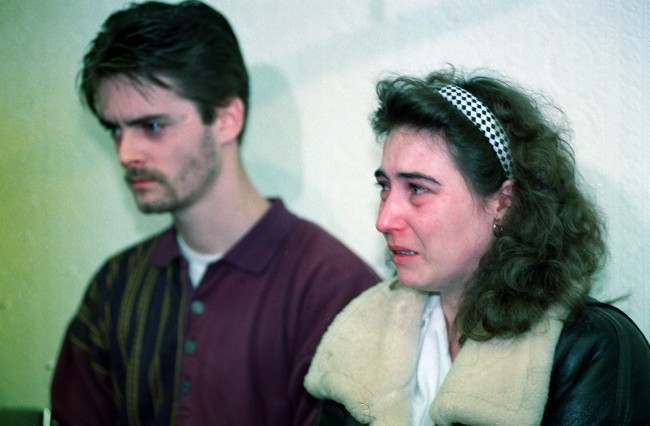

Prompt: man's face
xmin=95 ymin=77 xmax=219 ymax=214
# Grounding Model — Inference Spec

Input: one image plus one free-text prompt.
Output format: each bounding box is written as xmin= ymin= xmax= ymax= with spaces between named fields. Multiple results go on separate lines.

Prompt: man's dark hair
xmin=80 ymin=1 xmax=249 ymax=137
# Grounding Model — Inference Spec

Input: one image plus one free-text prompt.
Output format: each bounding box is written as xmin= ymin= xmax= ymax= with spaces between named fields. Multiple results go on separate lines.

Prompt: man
xmin=51 ymin=2 xmax=377 ymax=425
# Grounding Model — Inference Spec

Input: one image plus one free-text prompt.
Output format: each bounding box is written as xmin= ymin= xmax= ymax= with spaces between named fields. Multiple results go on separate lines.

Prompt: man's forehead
xmin=95 ymin=76 xmax=179 ymax=121
xmin=97 ymin=75 xmax=157 ymax=103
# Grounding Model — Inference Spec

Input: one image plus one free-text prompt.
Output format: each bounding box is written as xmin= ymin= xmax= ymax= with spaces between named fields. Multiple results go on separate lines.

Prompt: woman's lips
xmin=389 ymin=245 xmax=418 ymax=263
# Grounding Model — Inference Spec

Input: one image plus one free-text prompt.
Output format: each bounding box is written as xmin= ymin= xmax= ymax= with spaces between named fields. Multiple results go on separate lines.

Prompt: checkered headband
xmin=438 ymin=85 xmax=513 ymax=178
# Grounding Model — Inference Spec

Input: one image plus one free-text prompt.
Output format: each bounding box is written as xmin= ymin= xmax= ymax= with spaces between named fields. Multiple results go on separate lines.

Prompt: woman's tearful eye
xmin=376 ymin=179 xmax=390 ymax=201
xmin=408 ymin=183 xmax=429 ymax=196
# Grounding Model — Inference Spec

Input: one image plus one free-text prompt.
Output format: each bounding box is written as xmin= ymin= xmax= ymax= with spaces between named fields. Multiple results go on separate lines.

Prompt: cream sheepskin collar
xmin=305 ymin=280 xmax=566 ymax=425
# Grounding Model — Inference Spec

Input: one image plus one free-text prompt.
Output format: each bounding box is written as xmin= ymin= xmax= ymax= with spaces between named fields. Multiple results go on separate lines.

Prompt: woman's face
xmin=375 ymin=126 xmax=499 ymax=297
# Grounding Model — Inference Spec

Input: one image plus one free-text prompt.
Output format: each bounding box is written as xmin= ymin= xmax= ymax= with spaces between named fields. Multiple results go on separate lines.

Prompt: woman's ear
xmin=211 ymin=97 xmax=244 ymax=146
xmin=495 ymin=179 xmax=514 ymax=218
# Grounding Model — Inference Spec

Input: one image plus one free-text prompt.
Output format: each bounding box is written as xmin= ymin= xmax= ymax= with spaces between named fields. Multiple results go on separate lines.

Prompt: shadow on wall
xmin=244 ymin=64 xmax=303 ymax=203
xmin=582 ymin=165 xmax=649 ymax=332
xmin=271 ymin=0 xmax=527 ymax=85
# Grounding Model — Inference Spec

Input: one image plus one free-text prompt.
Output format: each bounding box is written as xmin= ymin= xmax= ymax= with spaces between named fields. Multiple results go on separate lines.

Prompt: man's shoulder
xmin=268 ymin=206 xmax=379 ymax=286
xmin=96 ymin=227 xmax=173 ymax=273
xmin=287 ymin=215 xmax=374 ymax=270
xmin=80 ymin=228 xmax=174 ymax=304
xmin=288 ymin=214 xmax=358 ymax=256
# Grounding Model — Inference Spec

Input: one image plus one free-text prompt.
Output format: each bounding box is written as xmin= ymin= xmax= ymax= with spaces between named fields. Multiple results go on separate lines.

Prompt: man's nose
xmin=116 ymin=130 xmax=145 ymax=167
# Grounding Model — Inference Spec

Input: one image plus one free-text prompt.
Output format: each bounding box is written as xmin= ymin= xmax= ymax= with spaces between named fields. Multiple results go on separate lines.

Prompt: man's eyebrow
xmin=98 ymin=114 xmax=169 ymax=128
xmin=98 ymin=118 xmax=116 ymax=129
xmin=125 ymin=115 xmax=169 ymax=126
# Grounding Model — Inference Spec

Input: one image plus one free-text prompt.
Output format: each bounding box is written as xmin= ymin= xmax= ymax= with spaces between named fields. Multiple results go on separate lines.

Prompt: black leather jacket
xmin=313 ymin=300 xmax=650 ymax=425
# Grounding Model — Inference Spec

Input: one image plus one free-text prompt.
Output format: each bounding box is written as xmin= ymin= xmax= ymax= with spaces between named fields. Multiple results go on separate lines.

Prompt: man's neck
xmin=172 ymin=155 xmax=270 ymax=255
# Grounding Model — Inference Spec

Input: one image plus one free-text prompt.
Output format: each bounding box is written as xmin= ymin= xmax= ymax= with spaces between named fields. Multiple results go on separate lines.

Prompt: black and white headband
xmin=438 ymin=85 xmax=513 ymax=178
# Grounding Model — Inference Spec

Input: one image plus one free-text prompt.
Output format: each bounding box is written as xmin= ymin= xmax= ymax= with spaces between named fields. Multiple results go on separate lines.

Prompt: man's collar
xmin=151 ymin=199 xmax=296 ymax=274
xmin=151 ymin=228 xmax=181 ymax=266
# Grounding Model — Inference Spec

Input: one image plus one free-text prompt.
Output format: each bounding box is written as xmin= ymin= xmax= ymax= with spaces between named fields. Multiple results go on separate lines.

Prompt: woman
xmin=304 ymin=69 xmax=650 ymax=425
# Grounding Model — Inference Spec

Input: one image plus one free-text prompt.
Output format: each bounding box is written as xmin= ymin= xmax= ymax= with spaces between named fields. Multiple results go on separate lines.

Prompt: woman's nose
xmin=375 ymin=196 xmax=403 ymax=234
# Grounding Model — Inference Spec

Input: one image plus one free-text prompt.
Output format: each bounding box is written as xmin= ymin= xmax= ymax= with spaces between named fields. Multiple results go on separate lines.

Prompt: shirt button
xmin=180 ymin=380 xmax=191 ymax=395
xmin=191 ymin=300 xmax=205 ymax=315
xmin=184 ymin=339 xmax=197 ymax=354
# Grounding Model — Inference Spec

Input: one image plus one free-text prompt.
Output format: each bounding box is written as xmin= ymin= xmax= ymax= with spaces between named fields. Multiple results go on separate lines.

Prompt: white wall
xmin=0 ymin=0 xmax=648 ymax=407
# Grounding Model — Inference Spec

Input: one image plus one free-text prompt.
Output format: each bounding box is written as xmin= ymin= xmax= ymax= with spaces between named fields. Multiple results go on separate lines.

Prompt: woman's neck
xmin=440 ymin=295 xmax=462 ymax=361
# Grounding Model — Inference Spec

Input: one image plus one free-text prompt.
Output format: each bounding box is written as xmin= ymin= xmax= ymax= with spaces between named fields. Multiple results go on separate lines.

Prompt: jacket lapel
xmin=306 ymin=280 xmax=427 ymax=424
xmin=431 ymin=304 xmax=566 ymax=425
xmin=305 ymin=280 xmax=566 ymax=425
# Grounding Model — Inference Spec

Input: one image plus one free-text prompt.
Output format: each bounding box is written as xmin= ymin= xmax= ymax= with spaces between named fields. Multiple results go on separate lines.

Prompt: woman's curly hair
xmin=371 ymin=67 xmax=607 ymax=340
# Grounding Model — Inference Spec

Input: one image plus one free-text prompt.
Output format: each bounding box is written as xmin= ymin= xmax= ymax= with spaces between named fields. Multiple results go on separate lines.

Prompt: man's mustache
xmin=124 ymin=168 xmax=165 ymax=183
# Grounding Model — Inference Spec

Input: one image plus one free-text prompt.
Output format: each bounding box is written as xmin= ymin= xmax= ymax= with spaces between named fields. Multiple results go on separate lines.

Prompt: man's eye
xmin=144 ymin=121 xmax=164 ymax=134
xmin=107 ymin=126 xmax=122 ymax=141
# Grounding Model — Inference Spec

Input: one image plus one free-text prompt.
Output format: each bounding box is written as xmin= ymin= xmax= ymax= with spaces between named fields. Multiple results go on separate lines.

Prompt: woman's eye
xmin=375 ymin=181 xmax=389 ymax=200
xmin=409 ymin=183 xmax=429 ymax=195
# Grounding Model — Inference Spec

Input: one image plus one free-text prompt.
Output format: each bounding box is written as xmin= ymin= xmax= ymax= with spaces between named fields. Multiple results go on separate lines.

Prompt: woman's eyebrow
xmin=397 ymin=172 xmax=441 ymax=185
xmin=374 ymin=169 xmax=441 ymax=185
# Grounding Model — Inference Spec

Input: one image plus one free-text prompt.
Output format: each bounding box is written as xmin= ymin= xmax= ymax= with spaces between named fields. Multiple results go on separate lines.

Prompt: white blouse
xmin=411 ymin=294 xmax=452 ymax=426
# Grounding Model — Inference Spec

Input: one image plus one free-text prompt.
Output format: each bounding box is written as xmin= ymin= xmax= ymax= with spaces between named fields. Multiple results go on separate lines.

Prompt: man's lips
xmin=125 ymin=169 xmax=161 ymax=189
xmin=128 ymin=178 xmax=156 ymax=189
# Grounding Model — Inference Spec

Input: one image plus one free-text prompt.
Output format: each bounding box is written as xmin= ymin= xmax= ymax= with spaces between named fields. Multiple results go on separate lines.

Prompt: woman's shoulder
xmin=559 ymin=299 xmax=649 ymax=349
xmin=554 ymin=299 xmax=649 ymax=380
xmin=544 ymin=299 xmax=650 ymax=424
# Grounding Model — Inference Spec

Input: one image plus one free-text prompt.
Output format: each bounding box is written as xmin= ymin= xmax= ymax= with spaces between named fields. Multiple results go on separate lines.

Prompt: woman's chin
xmin=397 ymin=274 xmax=433 ymax=291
